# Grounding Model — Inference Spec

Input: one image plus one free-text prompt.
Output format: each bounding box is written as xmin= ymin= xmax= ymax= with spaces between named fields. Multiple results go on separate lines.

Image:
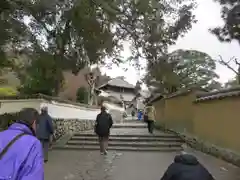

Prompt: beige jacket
xmin=144 ymin=106 xmax=156 ymax=121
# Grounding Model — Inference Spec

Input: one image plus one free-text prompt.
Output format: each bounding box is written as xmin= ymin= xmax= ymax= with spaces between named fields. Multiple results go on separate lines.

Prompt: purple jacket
xmin=0 ymin=123 xmax=44 ymax=180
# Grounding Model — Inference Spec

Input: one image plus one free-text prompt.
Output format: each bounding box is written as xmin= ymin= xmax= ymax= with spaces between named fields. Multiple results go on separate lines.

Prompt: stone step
xmin=54 ymin=144 xmax=183 ymax=152
xmin=74 ymin=133 xmax=178 ymax=138
xmin=122 ymin=119 xmax=143 ymax=123
xmin=67 ymin=140 xmax=183 ymax=147
xmin=70 ymin=136 xmax=183 ymax=142
xmin=113 ymin=123 xmax=147 ymax=128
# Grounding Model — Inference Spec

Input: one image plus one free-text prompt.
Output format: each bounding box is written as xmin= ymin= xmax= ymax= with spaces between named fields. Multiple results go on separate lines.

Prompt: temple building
xmin=97 ymin=76 xmax=136 ymax=107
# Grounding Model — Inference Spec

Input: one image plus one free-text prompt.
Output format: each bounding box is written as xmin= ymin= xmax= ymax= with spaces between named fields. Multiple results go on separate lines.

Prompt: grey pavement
xmin=45 ymin=150 xmax=240 ymax=180
xmin=48 ymin=125 xmax=240 ymax=180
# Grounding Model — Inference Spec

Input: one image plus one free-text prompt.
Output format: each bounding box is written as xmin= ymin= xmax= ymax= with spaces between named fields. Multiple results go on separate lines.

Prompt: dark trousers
xmin=40 ymin=139 xmax=49 ymax=161
xmin=98 ymin=136 xmax=109 ymax=152
xmin=147 ymin=120 xmax=154 ymax=133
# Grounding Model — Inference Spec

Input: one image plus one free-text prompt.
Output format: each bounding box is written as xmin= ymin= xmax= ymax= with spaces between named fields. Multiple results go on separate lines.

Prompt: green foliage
xmin=210 ymin=1 xmax=240 ymax=43
xmin=0 ymin=112 xmax=18 ymax=130
xmin=18 ymin=52 xmax=63 ymax=96
xmin=0 ymin=0 xmax=196 ymax=94
xmin=76 ymin=87 xmax=88 ymax=104
xmin=2 ymin=0 xmax=196 ymax=69
xmin=0 ymin=86 xmax=18 ymax=96
xmin=145 ymin=49 xmax=221 ymax=93
xmin=0 ymin=1 xmax=33 ymax=70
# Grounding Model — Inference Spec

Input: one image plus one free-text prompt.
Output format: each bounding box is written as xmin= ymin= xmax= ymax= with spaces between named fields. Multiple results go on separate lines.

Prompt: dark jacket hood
xmin=174 ymin=154 xmax=199 ymax=166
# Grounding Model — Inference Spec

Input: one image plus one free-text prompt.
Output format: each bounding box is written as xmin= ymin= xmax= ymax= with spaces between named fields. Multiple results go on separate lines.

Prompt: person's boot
xmin=103 ymin=140 xmax=108 ymax=155
xmin=104 ymin=149 xmax=108 ymax=155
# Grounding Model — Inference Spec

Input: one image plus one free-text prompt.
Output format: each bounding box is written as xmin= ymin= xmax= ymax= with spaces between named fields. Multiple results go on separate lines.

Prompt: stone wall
xmin=179 ymin=133 xmax=240 ymax=167
xmin=157 ymin=124 xmax=240 ymax=167
xmin=152 ymin=87 xmax=240 ymax=166
xmin=53 ymin=119 xmax=95 ymax=140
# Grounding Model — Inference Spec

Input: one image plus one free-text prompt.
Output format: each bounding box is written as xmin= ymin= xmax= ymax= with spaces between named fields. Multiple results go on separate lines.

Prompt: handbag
xmin=144 ymin=114 xmax=149 ymax=122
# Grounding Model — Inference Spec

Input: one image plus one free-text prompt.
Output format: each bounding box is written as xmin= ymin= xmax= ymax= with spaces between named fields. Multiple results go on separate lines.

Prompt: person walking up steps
xmin=95 ymin=106 xmax=113 ymax=155
xmin=144 ymin=104 xmax=156 ymax=134
xmin=0 ymin=108 xmax=44 ymax=180
xmin=36 ymin=107 xmax=54 ymax=163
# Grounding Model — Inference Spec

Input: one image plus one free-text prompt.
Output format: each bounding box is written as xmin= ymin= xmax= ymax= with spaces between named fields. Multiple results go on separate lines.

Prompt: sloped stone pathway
xmin=46 ymin=124 xmax=240 ymax=180
xmin=45 ymin=150 xmax=240 ymax=180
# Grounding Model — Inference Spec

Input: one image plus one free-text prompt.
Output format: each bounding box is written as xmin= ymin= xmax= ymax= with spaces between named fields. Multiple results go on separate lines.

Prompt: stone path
xmin=45 ymin=150 xmax=240 ymax=180
xmin=80 ymin=127 xmax=173 ymax=136
xmin=48 ymin=123 xmax=240 ymax=180
xmin=55 ymin=126 xmax=183 ymax=151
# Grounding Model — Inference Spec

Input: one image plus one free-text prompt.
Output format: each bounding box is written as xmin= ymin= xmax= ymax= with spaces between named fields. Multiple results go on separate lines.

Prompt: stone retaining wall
xmin=156 ymin=125 xmax=240 ymax=167
xmin=53 ymin=119 xmax=95 ymax=140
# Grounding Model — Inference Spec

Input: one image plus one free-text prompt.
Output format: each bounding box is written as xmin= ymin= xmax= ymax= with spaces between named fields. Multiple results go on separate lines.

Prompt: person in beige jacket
xmin=144 ymin=105 xmax=156 ymax=134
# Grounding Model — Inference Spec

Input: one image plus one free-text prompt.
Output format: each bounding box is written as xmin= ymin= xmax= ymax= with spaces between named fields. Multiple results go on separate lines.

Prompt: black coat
xmin=161 ymin=154 xmax=215 ymax=180
xmin=95 ymin=111 xmax=113 ymax=137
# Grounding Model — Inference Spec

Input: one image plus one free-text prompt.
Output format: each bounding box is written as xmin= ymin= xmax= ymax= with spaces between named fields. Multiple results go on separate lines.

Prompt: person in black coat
xmin=161 ymin=153 xmax=215 ymax=180
xmin=95 ymin=106 xmax=113 ymax=155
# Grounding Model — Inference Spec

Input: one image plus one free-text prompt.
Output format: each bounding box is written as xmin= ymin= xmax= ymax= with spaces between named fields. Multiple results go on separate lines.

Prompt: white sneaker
xmin=104 ymin=150 xmax=108 ymax=155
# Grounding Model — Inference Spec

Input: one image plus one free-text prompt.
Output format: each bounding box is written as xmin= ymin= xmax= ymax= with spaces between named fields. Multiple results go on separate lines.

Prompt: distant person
xmin=95 ymin=106 xmax=113 ymax=155
xmin=137 ymin=110 xmax=143 ymax=121
xmin=0 ymin=108 xmax=44 ymax=180
xmin=37 ymin=107 xmax=54 ymax=163
xmin=160 ymin=153 xmax=215 ymax=180
xmin=144 ymin=105 xmax=156 ymax=134
xmin=131 ymin=110 xmax=135 ymax=120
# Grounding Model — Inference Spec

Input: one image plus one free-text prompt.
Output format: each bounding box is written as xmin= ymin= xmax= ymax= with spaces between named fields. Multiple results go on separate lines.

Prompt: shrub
xmin=0 ymin=112 xmax=19 ymax=130
xmin=0 ymin=87 xmax=18 ymax=96
xmin=76 ymin=87 xmax=88 ymax=104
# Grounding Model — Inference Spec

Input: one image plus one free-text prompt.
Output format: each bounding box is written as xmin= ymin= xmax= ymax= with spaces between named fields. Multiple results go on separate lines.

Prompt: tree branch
xmin=218 ymin=55 xmax=239 ymax=75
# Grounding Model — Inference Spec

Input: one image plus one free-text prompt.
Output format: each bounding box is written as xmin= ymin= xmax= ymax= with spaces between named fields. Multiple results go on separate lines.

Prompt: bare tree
xmin=85 ymin=71 xmax=99 ymax=106
xmin=218 ymin=56 xmax=240 ymax=84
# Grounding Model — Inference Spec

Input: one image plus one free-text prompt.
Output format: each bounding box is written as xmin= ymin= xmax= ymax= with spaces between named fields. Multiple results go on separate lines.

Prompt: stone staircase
xmin=54 ymin=122 xmax=184 ymax=152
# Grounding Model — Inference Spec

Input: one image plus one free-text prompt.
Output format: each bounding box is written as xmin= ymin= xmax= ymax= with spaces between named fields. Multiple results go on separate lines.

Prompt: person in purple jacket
xmin=0 ymin=108 xmax=44 ymax=180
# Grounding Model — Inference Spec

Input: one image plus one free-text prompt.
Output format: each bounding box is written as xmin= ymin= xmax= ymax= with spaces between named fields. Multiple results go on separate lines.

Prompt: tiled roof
xmin=195 ymin=86 xmax=240 ymax=102
xmin=98 ymin=77 xmax=135 ymax=89
xmin=147 ymin=93 xmax=163 ymax=104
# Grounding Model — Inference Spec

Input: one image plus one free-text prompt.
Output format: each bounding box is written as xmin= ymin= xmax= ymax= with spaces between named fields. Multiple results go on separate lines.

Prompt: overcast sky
xmin=101 ymin=0 xmax=240 ymax=86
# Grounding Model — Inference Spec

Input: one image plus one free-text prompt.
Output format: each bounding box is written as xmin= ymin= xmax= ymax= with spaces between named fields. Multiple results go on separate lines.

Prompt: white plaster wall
xmin=102 ymin=101 xmax=125 ymax=112
xmin=0 ymin=99 xmax=100 ymax=120
xmin=136 ymin=97 xmax=145 ymax=110
xmin=105 ymin=90 xmax=135 ymax=102
xmin=40 ymin=101 xmax=99 ymax=120
xmin=0 ymin=99 xmax=128 ymax=120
